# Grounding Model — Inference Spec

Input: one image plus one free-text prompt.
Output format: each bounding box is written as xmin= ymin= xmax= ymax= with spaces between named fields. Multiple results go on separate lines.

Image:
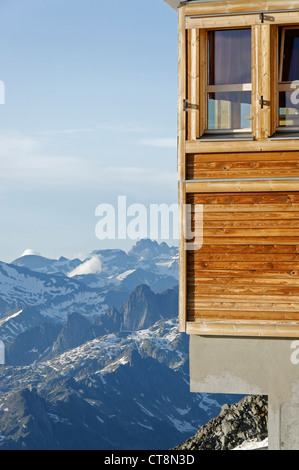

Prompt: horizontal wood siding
xmin=186 ymin=152 xmax=299 ymax=180
xmin=178 ymin=3 xmax=299 ymax=336
xmin=187 ymin=191 xmax=299 ymax=325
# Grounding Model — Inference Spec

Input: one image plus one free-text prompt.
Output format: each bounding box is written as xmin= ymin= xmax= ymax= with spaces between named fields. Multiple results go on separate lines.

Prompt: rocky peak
xmin=122 ymin=284 xmax=178 ymax=331
xmin=128 ymin=239 xmax=176 ymax=261
xmin=50 ymin=312 xmax=96 ymax=357
xmin=173 ymin=395 xmax=268 ymax=451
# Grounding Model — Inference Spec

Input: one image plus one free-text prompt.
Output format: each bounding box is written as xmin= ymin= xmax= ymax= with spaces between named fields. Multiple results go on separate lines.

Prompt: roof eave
xmin=163 ymin=0 xmax=181 ymax=9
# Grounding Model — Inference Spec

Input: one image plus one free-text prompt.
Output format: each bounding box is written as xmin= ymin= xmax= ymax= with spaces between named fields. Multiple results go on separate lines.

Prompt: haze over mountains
xmin=0 ymin=239 xmax=243 ymax=450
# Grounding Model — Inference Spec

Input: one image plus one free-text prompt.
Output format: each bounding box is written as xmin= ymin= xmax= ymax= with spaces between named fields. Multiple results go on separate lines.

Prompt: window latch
xmin=259 ymin=96 xmax=271 ymax=109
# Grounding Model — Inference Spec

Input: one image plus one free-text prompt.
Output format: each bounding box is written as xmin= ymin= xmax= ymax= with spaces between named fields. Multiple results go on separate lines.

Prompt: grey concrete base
xmin=190 ymin=335 xmax=299 ymax=450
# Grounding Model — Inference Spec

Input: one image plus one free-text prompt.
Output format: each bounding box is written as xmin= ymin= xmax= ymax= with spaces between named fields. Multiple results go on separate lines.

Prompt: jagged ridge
xmin=173 ymin=395 xmax=268 ymax=451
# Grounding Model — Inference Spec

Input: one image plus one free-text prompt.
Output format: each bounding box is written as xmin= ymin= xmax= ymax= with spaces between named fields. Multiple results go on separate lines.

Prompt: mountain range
xmin=0 ymin=239 xmax=243 ymax=450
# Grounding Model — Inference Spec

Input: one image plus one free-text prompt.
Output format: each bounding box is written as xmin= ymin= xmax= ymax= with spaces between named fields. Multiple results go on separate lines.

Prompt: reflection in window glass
xmin=279 ymin=91 xmax=299 ymax=128
xmin=281 ymin=29 xmax=299 ymax=82
xmin=207 ymin=29 xmax=252 ymax=131
xmin=208 ymin=92 xmax=251 ymax=131
xmin=208 ymin=29 xmax=251 ymax=86
xmin=279 ymin=27 xmax=299 ymax=130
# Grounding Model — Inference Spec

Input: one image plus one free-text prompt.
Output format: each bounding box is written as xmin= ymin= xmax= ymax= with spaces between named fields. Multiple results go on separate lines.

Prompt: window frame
xmin=184 ymin=12 xmax=299 ymax=143
xmin=185 ymin=22 xmax=258 ymax=141
xmin=276 ymin=25 xmax=299 ymax=134
xmin=206 ymin=28 xmax=253 ymax=134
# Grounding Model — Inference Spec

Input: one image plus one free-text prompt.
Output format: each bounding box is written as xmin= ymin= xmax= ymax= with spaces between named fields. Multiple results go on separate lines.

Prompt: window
xmin=207 ymin=29 xmax=252 ymax=133
xmin=183 ymin=12 xmax=299 ymax=143
xmin=278 ymin=27 xmax=299 ymax=132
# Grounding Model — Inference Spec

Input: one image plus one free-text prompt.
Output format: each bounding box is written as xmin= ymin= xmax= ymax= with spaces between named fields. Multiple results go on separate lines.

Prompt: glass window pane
xmin=279 ymin=91 xmax=299 ymax=127
xmin=208 ymin=29 xmax=251 ymax=85
xmin=282 ymin=29 xmax=299 ymax=82
xmin=208 ymin=91 xmax=251 ymax=130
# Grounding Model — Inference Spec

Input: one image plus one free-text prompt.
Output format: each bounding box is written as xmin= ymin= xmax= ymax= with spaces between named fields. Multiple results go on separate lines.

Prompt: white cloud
xmin=97 ymin=123 xmax=153 ymax=133
xmin=36 ymin=122 xmax=156 ymax=136
xmin=0 ymin=132 xmax=41 ymax=157
xmin=20 ymin=249 xmax=41 ymax=257
xmin=36 ymin=128 xmax=95 ymax=136
xmin=68 ymin=255 xmax=102 ymax=277
xmin=138 ymin=138 xmax=177 ymax=148
xmin=0 ymin=132 xmax=177 ymax=195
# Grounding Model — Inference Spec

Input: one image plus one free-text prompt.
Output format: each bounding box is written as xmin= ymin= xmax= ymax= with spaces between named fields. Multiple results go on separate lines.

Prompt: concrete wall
xmin=190 ymin=335 xmax=299 ymax=450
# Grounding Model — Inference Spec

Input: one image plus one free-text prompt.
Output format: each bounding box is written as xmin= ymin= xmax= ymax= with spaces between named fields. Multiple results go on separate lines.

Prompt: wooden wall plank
xmin=191 ymin=229 xmax=299 ymax=237
xmin=185 ymin=141 xmax=299 ymax=153
xmin=197 ymin=237 xmax=299 ymax=244
xmin=187 ymin=152 xmax=299 ymax=163
xmin=189 ymin=162 xmax=299 ymax=171
xmin=186 ymin=11 xmax=299 ymax=29
xmin=270 ymin=25 xmax=279 ymax=135
xmin=190 ymin=251 xmax=299 ymax=260
xmin=194 ymin=204 xmax=299 ymax=212
xmin=185 ymin=13 xmax=261 ymax=29
xmin=189 ymin=260 xmax=299 ymax=270
xmin=188 ymin=277 xmax=299 ymax=286
xmin=187 ymin=269 xmax=299 ymax=278
xmin=186 ymin=321 xmax=299 ymax=338
xmin=196 ymin=221 xmax=299 ymax=229
xmin=186 ymin=29 xmax=192 ymax=141
xmin=186 ymin=152 xmax=299 ymax=180
xmin=178 ymin=6 xmax=186 ymax=182
xmin=190 ymin=28 xmax=199 ymax=140
xmin=201 ymin=212 xmax=299 ymax=220
xmin=199 ymin=29 xmax=207 ymax=138
xmin=186 ymin=293 xmax=299 ymax=301
xmin=186 ymin=190 xmax=299 ymax=334
xmin=187 ymin=310 xmax=299 ymax=321
xmin=261 ymin=24 xmax=271 ymax=138
xmin=184 ymin=1 xmax=299 ymax=16
xmin=252 ymin=25 xmax=260 ymax=140
xmin=178 ymin=6 xmax=187 ymax=333
xmin=187 ymin=169 xmax=299 ymax=180
xmin=179 ymin=185 xmax=187 ymax=333
xmin=186 ymin=182 xmax=299 ymax=194
xmin=188 ymin=244 xmax=299 ymax=253
xmin=190 ymin=192 xmax=299 ymax=203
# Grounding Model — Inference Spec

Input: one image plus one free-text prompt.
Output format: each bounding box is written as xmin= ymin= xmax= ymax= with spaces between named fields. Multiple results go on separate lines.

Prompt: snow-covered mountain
xmin=0 ymin=261 xmax=108 ymax=341
xmin=12 ymin=254 xmax=82 ymax=277
xmin=12 ymin=239 xmax=179 ymax=283
xmin=0 ymin=240 xmax=179 ymax=339
xmin=0 ymin=239 xmax=243 ymax=450
xmin=0 ymin=315 xmax=242 ymax=450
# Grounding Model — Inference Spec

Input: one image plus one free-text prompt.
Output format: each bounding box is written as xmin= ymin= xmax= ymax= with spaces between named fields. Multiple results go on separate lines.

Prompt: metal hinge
xmin=259 ymin=96 xmax=271 ymax=109
xmin=183 ymin=99 xmax=199 ymax=112
xmin=259 ymin=13 xmax=275 ymax=23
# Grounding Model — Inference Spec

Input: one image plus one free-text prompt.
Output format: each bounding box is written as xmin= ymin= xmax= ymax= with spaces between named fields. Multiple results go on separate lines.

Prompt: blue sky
xmin=0 ymin=0 xmax=178 ymax=262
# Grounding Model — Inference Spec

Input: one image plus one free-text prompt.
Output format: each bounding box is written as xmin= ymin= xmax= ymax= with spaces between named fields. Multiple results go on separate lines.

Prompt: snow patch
xmin=0 ymin=309 xmax=23 ymax=327
xmin=116 ymin=269 xmax=136 ymax=281
xmin=233 ymin=438 xmax=268 ymax=451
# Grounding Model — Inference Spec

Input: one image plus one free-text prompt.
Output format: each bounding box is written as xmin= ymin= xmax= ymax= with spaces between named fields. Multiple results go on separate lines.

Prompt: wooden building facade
xmin=176 ymin=0 xmax=299 ymax=337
